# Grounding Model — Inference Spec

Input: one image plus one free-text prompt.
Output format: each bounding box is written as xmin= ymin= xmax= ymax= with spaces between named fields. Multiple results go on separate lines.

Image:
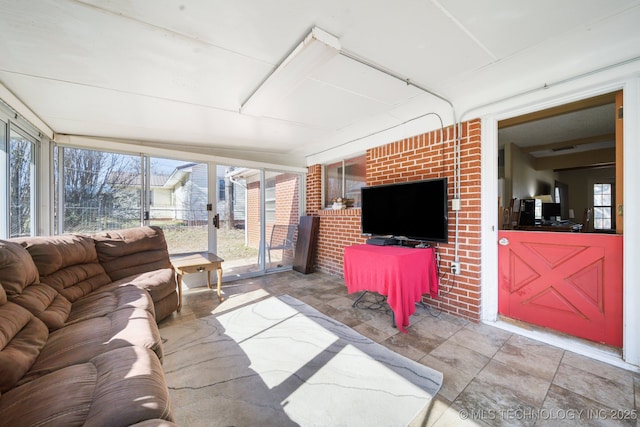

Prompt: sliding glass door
xmin=264 ymin=170 xmax=300 ymax=271
xmin=54 ymin=149 xmax=209 ymax=255
xmin=147 ymin=158 xmax=208 ymax=254
xmin=214 ymin=166 xmax=302 ymax=276
xmin=215 ymin=165 xmax=261 ymax=276
xmin=51 ymin=147 xmax=303 ymax=279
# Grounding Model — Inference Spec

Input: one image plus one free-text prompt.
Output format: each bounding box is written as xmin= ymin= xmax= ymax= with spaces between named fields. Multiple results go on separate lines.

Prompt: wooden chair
xmin=581 ymin=208 xmax=592 ymax=232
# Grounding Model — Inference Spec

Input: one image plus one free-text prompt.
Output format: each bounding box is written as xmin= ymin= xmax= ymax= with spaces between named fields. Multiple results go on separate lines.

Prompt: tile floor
xmin=160 ymin=270 xmax=640 ymax=427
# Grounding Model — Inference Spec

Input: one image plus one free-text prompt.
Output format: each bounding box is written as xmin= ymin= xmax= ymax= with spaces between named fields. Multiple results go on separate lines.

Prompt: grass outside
xmin=161 ymin=224 xmax=258 ymax=261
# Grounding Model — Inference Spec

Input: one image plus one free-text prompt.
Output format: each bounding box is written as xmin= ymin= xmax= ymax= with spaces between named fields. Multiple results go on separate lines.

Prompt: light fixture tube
xmin=240 ymin=27 xmax=341 ymax=116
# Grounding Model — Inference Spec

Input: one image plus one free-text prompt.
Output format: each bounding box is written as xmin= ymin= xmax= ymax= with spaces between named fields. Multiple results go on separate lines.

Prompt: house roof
xmin=1 ymin=1 xmax=639 ymax=166
xmin=163 ymin=163 xmax=196 ymax=189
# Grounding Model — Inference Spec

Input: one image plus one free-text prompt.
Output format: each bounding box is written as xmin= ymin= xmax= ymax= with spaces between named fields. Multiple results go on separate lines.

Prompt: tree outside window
xmin=9 ymin=133 xmax=34 ymax=237
xmin=58 ymin=147 xmax=141 ymax=233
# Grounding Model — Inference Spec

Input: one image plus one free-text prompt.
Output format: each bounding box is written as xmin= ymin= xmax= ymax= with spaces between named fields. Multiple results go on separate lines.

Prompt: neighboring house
xmin=147 ymin=173 xmax=173 ymax=219
xmin=158 ymin=163 xmax=208 ymax=225
xmin=108 ymin=164 xmax=211 ymax=225
xmin=156 ymin=163 xmax=246 ymax=227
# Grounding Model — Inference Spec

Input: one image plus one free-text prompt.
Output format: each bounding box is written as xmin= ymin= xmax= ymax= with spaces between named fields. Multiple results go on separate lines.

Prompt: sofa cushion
xmin=15 ymin=234 xmax=97 ymax=276
xmin=40 ymin=262 xmax=112 ymax=302
xmin=0 ymin=300 xmax=48 ymax=393
xmin=111 ymin=268 xmax=177 ymax=304
xmin=21 ymin=307 xmax=163 ymax=384
xmin=0 ymin=240 xmax=40 ymax=297
xmin=67 ymin=284 xmax=156 ymax=324
xmin=129 ymin=420 xmax=180 ymax=427
xmin=15 ymin=234 xmax=113 ymax=302
xmin=10 ymin=282 xmax=72 ymax=331
xmin=93 ymin=226 xmax=172 ymax=281
xmin=0 ymin=346 xmax=174 ymax=426
xmin=151 ymin=291 xmax=180 ymax=323
xmin=1 ymin=240 xmax=73 ymax=331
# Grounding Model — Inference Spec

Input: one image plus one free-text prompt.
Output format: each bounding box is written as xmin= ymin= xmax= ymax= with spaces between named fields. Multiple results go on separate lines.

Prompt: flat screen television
xmin=542 ymin=202 xmax=561 ymax=220
xmin=360 ymin=178 xmax=449 ymax=243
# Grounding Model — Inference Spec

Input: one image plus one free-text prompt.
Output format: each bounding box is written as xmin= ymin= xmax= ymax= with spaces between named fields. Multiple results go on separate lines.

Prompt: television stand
xmin=343 ymin=244 xmax=439 ymax=332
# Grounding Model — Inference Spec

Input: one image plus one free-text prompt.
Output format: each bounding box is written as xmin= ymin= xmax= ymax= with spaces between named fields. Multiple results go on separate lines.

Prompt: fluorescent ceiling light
xmin=241 ymin=27 xmax=341 ymax=117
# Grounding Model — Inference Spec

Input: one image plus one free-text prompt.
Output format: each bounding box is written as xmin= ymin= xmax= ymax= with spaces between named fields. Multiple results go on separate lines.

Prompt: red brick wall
xmin=306 ymin=164 xmax=322 ymax=214
xmin=315 ymin=208 xmax=367 ymax=276
xmin=246 ymin=173 xmax=300 ymax=251
xmin=305 ymin=119 xmax=482 ymax=321
xmin=275 ymin=173 xmax=300 ymax=225
xmin=273 ymin=173 xmax=300 ymax=263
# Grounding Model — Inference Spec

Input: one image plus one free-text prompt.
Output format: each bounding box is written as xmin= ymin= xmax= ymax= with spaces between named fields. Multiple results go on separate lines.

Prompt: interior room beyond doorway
xmin=498 ymin=92 xmax=621 ymax=234
xmin=496 ymin=91 xmax=624 ymax=349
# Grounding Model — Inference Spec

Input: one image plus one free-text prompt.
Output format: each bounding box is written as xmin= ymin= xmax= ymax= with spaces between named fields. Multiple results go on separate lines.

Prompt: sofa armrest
xmin=93 ymin=226 xmax=172 ymax=281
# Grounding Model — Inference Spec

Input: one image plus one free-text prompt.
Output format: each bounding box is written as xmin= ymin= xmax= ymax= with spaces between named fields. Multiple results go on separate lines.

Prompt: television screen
xmin=360 ymin=178 xmax=448 ymax=243
xmin=542 ymin=202 xmax=561 ymax=220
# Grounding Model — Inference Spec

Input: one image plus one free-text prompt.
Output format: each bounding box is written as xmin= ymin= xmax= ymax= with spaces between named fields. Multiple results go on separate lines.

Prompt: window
xmin=593 ymin=183 xmax=614 ymax=230
xmin=218 ymin=178 xmax=225 ymax=201
xmin=56 ymin=146 xmax=142 ymax=233
xmin=324 ymin=155 xmax=366 ymax=208
xmin=9 ymin=128 xmax=36 ymax=237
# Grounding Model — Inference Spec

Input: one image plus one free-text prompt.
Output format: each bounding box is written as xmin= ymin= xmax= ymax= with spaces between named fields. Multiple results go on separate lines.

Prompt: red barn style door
xmin=498 ymin=231 xmax=623 ymax=347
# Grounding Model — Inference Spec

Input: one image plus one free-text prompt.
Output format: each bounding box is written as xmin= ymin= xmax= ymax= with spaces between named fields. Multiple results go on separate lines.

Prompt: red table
xmin=343 ymin=244 xmax=439 ymax=333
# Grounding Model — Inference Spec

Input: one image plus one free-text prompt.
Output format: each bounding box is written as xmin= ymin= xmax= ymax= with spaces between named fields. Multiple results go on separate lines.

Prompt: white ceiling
xmin=1 ymin=0 xmax=639 ymax=166
xmin=499 ymin=102 xmax=616 ymax=158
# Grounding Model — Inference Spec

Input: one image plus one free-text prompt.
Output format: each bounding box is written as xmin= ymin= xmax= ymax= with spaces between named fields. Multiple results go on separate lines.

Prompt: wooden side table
xmin=171 ymin=252 xmax=224 ymax=312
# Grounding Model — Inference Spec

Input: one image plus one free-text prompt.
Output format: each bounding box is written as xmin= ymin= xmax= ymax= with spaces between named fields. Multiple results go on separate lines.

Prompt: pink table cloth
xmin=343 ymin=244 xmax=439 ymax=333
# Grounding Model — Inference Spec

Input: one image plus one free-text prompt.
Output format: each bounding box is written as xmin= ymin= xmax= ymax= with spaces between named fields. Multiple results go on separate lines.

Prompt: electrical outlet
xmin=452 ymin=198 xmax=461 ymax=211
xmin=451 ymin=261 xmax=460 ymax=275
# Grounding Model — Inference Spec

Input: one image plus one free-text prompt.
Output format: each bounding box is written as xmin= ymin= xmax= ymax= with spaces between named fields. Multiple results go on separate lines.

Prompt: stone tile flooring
xmin=160 ymin=270 xmax=640 ymax=427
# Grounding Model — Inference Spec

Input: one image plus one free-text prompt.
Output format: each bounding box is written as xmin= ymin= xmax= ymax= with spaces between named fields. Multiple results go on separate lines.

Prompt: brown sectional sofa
xmin=0 ymin=226 xmax=180 ymax=426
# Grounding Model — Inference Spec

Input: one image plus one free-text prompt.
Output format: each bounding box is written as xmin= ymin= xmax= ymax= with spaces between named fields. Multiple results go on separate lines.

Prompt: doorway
xmin=215 ymin=166 xmax=302 ymax=278
xmin=146 ymin=157 xmax=209 ymax=254
xmin=496 ymin=91 xmax=624 ymax=347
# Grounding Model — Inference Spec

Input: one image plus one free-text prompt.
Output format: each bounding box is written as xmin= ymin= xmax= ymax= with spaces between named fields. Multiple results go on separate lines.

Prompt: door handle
xmin=499 ymin=237 xmax=509 ymax=246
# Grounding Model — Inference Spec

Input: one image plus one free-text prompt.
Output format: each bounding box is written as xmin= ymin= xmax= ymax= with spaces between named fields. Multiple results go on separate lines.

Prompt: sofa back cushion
xmin=10 ymin=283 xmax=71 ymax=331
xmin=0 ymin=240 xmax=40 ymax=297
xmin=0 ymin=287 xmax=49 ymax=393
xmin=93 ymin=226 xmax=172 ymax=281
xmin=14 ymin=234 xmax=112 ymax=302
xmin=0 ymin=240 xmax=72 ymax=331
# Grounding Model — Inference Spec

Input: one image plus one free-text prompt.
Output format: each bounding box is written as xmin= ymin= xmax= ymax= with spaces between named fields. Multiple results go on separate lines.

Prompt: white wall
xmin=506 ymin=142 xmax=557 ymax=201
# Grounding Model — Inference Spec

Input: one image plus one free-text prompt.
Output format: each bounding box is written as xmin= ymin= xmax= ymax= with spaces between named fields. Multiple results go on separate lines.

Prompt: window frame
xmin=323 ymin=154 xmax=366 ymax=208
xmin=55 ymin=145 xmax=145 ymax=234
xmin=593 ymin=182 xmax=615 ymax=231
xmin=2 ymin=120 xmax=40 ymax=238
